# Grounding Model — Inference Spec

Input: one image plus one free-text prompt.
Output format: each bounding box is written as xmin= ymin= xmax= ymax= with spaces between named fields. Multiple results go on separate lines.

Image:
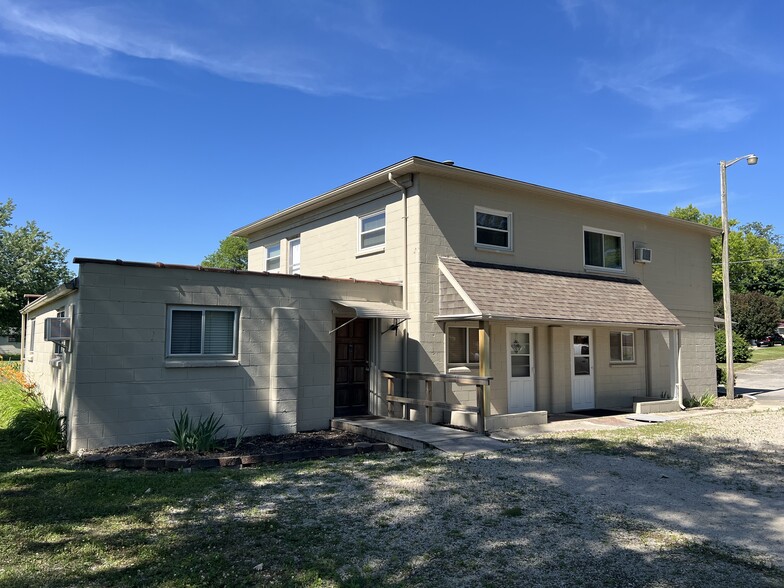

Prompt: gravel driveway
xmin=234 ymin=407 xmax=784 ymax=586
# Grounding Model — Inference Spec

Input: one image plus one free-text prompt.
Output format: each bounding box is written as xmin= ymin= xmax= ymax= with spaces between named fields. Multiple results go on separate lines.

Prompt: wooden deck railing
xmin=381 ymin=371 xmax=492 ymax=435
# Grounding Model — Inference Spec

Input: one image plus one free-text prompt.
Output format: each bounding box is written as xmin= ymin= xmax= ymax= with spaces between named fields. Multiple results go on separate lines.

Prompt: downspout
xmin=387 ymin=173 xmax=409 ymax=381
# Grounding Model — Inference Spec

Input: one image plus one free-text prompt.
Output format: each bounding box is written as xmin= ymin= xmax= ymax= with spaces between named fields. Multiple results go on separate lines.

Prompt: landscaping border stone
xmin=81 ymin=442 xmax=392 ymax=472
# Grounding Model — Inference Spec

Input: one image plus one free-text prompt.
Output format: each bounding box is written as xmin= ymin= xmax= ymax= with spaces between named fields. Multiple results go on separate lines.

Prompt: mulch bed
xmin=82 ymin=430 xmax=393 ymax=471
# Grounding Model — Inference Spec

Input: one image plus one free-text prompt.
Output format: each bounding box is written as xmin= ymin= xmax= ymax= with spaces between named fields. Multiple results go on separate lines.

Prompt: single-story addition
xmin=22 ymin=157 xmax=721 ymax=452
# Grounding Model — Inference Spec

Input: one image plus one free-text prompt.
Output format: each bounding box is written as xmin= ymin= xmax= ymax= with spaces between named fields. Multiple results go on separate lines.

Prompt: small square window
xmin=610 ymin=331 xmax=635 ymax=363
xmin=358 ymin=211 xmax=385 ymax=252
xmin=447 ymin=326 xmax=480 ymax=365
xmin=168 ymin=307 xmax=238 ymax=357
xmin=584 ymin=228 xmax=624 ymax=271
xmin=265 ymin=242 xmax=281 ymax=273
xmin=475 ymin=207 xmax=512 ymax=250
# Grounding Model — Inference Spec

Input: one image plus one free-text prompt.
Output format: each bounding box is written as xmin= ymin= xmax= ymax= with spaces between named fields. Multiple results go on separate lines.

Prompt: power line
xmin=711 ymin=257 xmax=784 ymax=266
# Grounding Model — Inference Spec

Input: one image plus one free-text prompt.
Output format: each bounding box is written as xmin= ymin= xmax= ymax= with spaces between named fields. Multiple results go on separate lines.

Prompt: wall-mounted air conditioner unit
xmin=634 ymin=247 xmax=653 ymax=264
xmin=44 ymin=317 xmax=71 ymax=342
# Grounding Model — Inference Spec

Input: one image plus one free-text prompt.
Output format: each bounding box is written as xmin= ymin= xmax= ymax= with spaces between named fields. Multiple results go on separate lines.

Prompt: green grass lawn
xmin=719 ymin=342 xmax=784 ymax=373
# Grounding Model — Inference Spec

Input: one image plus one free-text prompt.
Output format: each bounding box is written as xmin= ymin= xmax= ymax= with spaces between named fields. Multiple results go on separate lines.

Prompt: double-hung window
xmin=168 ymin=307 xmax=238 ymax=357
xmin=265 ymin=242 xmax=281 ymax=273
xmin=358 ymin=211 xmax=385 ymax=253
xmin=475 ymin=207 xmax=512 ymax=250
xmin=584 ymin=227 xmax=624 ymax=272
xmin=447 ymin=326 xmax=480 ymax=365
xmin=610 ymin=331 xmax=635 ymax=363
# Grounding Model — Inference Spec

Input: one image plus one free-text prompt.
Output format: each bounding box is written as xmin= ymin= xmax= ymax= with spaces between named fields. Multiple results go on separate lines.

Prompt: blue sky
xmin=1 ymin=0 xmax=781 ymax=268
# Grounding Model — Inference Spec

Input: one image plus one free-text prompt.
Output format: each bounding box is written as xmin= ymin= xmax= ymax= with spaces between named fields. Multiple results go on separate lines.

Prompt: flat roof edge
xmin=73 ymin=257 xmax=402 ymax=288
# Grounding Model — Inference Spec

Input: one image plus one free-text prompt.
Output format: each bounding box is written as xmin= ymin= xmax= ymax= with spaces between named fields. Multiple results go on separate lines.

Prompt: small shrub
xmin=683 ymin=392 xmax=717 ymax=409
xmin=9 ymin=396 xmax=66 ymax=454
xmin=715 ymin=330 xmax=752 ymax=363
xmin=170 ymin=410 xmax=225 ymax=452
xmin=716 ymin=365 xmax=727 ymax=385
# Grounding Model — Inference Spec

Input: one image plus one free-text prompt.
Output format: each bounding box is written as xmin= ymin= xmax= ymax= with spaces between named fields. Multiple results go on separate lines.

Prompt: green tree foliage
xmin=201 ymin=236 xmax=248 ymax=270
xmin=0 ymin=199 xmax=73 ymax=334
xmin=669 ymin=205 xmax=784 ymax=299
xmin=729 ymin=291 xmax=780 ymax=342
xmin=715 ymin=329 xmax=752 ymax=363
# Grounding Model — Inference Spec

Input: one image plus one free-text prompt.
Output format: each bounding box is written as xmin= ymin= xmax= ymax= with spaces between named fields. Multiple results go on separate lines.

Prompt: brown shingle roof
xmin=439 ymin=257 xmax=682 ymax=328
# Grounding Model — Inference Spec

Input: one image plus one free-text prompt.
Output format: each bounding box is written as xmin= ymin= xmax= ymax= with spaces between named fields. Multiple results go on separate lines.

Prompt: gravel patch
xmin=161 ymin=409 xmax=784 ymax=587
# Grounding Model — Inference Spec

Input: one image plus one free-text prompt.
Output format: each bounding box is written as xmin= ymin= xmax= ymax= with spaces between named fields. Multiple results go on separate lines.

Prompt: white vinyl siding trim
xmin=265 ymin=242 xmax=281 ymax=273
xmin=610 ymin=331 xmax=635 ymax=363
xmin=475 ymin=206 xmax=512 ymax=251
xmin=167 ymin=306 xmax=238 ymax=357
xmin=583 ymin=226 xmax=625 ymax=272
xmin=358 ymin=210 xmax=385 ymax=253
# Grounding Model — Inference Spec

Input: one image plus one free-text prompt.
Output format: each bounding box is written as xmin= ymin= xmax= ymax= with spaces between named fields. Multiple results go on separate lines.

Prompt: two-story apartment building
xmin=235 ymin=157 xmax=718 ymax=418
xmin=23 ymin=157 xmax=719 ymax=451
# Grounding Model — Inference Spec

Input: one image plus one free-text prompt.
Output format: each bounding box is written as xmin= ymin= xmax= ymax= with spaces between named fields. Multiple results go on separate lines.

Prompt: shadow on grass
xmin=1 ymin=436 xmax=784 ymax=587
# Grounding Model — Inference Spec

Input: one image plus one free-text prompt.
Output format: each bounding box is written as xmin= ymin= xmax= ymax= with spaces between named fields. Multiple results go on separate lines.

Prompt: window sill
xmin=474 ymin=245 xmax=514 ymax=254
xmin=584 ymin=265 xmax=626 ymax=276
xmin=356 ymin=247 xmax=385 ymax=258
xmin=609 ymin=362 xmax=637 ymax=367
xmin=165 ymin=359 xmax=240 ymax=369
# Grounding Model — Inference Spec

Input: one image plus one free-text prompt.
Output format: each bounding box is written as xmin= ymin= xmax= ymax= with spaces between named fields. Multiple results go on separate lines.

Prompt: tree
xmin=669 ymin=205 xmax=784 ymax=299
xmin=729 ymin=291 xmax=780 ymax=342
xmin=201 ymin=236 xmax=248 ymax=270
xmin=0 ymin=199 xmax=73 ymax=333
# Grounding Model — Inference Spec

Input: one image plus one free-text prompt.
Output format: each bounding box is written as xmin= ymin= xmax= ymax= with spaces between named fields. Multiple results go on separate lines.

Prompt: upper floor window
xmin=584 ymin=227 xmax=624 ymax=272
xmin=265 ymin=242 xmax=281 ymax=273
xmin=288 ymin=238 xmax=301 ymax=274
xmin=167 ymin=306 xmax=238 ymax=357
xmin=610 ymin=331 xmax=635 ymax=363
xmin=447 ymin=326 xmax=480 ymax=365
xmin=475 ymin=207 xmax=512 ymax=251
xmin=358 ymin=211 xmax=385 ymax=253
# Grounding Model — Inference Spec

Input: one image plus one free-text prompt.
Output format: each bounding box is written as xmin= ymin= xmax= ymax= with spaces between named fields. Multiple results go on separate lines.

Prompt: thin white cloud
xmin=0 ymin=0 xmax=480 ymax=97
xmin=567 ymin=1 xmax=764 ymax=132
xmin=556 ymin=0 xmax=585 ymax=29
xmin=586 ymin=159 xmax=711 ymax=203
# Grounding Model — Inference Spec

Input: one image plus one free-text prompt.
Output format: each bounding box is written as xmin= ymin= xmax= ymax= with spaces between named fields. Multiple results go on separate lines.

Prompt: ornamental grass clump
xmin=684 ymin=392 xmax=717 ymax=409
xmin=170 ymin=409 xmax=225 ymax=452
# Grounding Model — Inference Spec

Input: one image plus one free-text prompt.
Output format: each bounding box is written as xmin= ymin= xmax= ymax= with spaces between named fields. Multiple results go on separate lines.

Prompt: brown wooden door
xmin=334 ymin=318 xmax=370 ymax=417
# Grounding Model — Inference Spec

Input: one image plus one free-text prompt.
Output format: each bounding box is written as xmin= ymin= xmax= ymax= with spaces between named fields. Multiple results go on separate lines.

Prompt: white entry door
xmin=571 ymin=330 xmax=595 ymax=410
xmin=508 ymin=328 xmax=535 ymax=412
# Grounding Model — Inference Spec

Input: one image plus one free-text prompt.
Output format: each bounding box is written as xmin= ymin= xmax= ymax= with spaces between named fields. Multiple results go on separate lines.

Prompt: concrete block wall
xmin=27 ymin=262 xmax=402 ymax=452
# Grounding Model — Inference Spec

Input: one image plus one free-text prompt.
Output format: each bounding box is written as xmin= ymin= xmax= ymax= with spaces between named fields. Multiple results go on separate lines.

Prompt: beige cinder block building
xmin=23 ymin=157 xmax=719 ymax=451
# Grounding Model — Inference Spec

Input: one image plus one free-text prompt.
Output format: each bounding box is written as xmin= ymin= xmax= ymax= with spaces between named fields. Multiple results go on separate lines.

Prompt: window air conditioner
xmin=634 ymin=247 xmax=653 ymax=264
xmin=44 ymin=317 xmax=71 ymax=342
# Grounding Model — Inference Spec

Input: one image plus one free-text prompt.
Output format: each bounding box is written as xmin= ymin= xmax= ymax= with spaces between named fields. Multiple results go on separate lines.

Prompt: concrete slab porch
xmin=331 ymin=416 xmax=508 ymax=454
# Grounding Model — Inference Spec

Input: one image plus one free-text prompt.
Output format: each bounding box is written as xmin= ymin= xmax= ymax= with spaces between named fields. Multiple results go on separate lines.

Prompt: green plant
xmin=170 ymin=410 xmax=225 ymax=452
xmin=715 ymin=330 xmax=752 ymax=363
xmin=9 ymin=396 xmax=66 ymax=454
xmin=716 ymin=365 xmax=727 ymax=385
xmin=683 ymin=393 xmax=716 ymax=409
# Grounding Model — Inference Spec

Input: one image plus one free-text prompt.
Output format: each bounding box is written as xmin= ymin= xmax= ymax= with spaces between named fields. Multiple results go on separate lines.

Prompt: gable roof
xmin=438 ymin=257 xmax=683 ymax=329
xmin=233 ymin=156 xmax=721 ymax=238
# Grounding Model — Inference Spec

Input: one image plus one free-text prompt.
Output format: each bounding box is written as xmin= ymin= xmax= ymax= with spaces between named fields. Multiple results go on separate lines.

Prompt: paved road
xmin=736 ymin=357 xmax=784 ymax=403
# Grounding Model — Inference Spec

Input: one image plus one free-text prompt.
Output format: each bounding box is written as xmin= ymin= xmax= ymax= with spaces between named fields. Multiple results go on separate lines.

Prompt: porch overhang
xmin=438 ymin=257 xmax=683 ymax=330
xmin=331 ymin=300 xmax=410 ymax=320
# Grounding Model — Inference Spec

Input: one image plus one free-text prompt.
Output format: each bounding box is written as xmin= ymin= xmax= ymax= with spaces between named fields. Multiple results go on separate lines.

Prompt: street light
xmin=720 ymin=153 xmax=758 ymax=400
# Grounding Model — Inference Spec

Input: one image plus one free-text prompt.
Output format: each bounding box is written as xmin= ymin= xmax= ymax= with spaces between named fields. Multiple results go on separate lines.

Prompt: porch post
xmin=478 ymin=320 xmax=490 ymax=433
xmin=668 ymin=329 xmax=682 ymax=403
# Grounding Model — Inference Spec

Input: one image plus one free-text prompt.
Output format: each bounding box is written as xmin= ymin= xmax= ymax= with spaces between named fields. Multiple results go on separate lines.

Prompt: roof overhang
xmin=438 ymin=257 xmax=684 ymax=330
xmin=20 ymin=279 xmax=79 ymax=314
xmin=232 ymin=156 xmax=722 ymax=238
xmin=332 ymin=300 xmax=409 ymax=320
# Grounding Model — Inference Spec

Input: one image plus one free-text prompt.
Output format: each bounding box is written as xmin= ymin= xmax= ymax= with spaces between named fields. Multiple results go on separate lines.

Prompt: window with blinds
xmin=168 ymin=307 xmax=237 ymax=356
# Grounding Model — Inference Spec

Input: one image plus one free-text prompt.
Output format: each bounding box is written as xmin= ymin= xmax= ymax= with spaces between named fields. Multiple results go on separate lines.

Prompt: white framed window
xmin=167 ymin=306 xmax=238 ymax=357
xmin=288 ymin=238 xmax=301 ymax=274
xmin=358 ymin=210 xmax=385 ymax=253
xmin=265 ymin=242 xmax=281 ymax=273
xmin=27 ymin=318 xmax=35 ymax=360
xmin=584 ymin=227 xmax=624 ymax=272
xmin=610 ymin=331 xmax=635 ymax=363
xmin=447 ymin=326 xmax=480 ymax=365
xmin=475 ymin=207 xmax=512 ymax=251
